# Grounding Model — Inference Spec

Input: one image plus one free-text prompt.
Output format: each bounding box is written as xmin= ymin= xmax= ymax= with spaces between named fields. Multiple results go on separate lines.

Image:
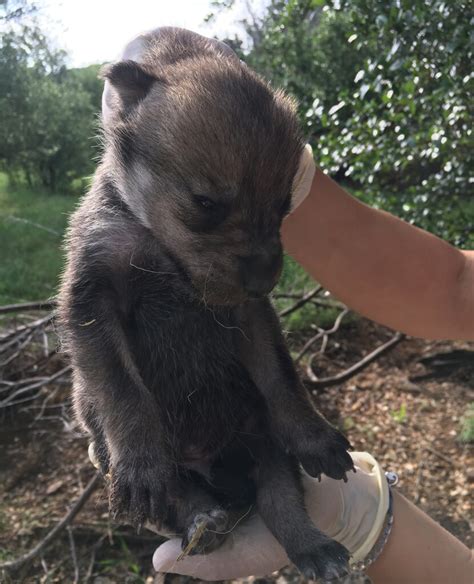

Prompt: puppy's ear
xmin=100 ymin=60 xmax=158 ymax=125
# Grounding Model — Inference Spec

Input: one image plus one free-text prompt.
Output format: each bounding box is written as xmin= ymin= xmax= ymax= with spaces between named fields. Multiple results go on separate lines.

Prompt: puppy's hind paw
xmin=180 ymin=509 xmax=229 ymax=557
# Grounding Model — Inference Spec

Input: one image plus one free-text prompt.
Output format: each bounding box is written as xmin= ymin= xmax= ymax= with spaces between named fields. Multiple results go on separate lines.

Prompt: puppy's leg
xmin=66 ymin=285 xmax=173 ymax=528
xmin=235 ymin=299 xmax=354 ymax=480
xmin=255 ymin=441 xmax=350 ymax=581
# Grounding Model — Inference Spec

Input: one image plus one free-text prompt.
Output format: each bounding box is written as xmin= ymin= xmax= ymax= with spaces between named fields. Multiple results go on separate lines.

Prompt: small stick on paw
xmin=177 ymin=521 xmax=207 ymax=560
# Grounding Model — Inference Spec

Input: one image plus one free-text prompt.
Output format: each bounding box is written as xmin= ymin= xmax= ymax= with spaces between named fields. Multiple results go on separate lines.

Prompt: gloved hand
xmin=152 ymin=452 xmax=390 ymax=580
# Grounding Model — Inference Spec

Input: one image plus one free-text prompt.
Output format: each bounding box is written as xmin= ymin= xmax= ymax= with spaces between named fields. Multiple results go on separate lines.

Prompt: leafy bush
xmin=0 ymin=18 xmax=99 ymax=191
xmin=215 ymin=0 xmax=473 ymax=246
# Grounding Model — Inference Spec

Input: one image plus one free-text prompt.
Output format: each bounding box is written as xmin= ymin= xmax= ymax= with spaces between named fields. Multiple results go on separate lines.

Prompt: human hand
xmin=152 ymin=452 xmax=389 ymax=580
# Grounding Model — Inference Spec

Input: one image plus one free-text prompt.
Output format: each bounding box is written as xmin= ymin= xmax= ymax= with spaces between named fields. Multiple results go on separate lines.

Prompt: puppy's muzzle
xmin=238 ymin=249 xmax=282 ymax=297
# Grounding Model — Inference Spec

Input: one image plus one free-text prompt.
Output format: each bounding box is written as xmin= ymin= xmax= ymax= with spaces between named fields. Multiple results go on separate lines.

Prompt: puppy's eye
xmin=194 ymin=195 xmax=216 ymax=210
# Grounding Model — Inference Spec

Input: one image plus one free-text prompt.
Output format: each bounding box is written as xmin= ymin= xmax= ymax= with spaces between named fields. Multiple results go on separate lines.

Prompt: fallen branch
xmin=0 ymin=472 xmax=101 ymax=575
xmin=83 ymin=534 xmax=107 ymax=584
xmin=0 ymin=365 xmax=71 ymax=408
xmin=278 ymin=285 xmax=323 ymax=318
xmin=425 ymin=446 xmax=455 ymax=467
xmin=295 ymin=308 xmax=349 ymax=364
xmin=0 ymin=300 xmax=56 ymax=315
xmin=8 ymin=350 xmax=55 ymax=378
xmin=0 ymin=313 xmax=54 ymax=348
xmin=274 ymin=292 xmax=344 ymax=310
xmin=307 ymin=332 xmax=405 ymax=388
xmin=0 ymin=330 xmax=34 ymax=367
xmin=67 ymin=526 xmax=80 ymax=584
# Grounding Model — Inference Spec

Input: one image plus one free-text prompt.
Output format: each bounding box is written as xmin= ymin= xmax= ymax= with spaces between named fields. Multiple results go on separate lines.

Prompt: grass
xmin=0 ymin=174 xmax=78 ymax=304
xmin=458 ymin=403 xmax=474 ymax=444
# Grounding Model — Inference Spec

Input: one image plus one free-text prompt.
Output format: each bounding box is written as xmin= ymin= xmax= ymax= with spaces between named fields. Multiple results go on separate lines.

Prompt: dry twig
xmin=0 ymin=472 xmax=101 ymax=575
xmin=0 ymin=365 xmax=71 ymax=408
xmin=278 ymin=285 xmax=323 ymax=317
xmin=0 ymin=300 xmax=56 ymax=315
xmin=294 ymin=308 xmax=349 ymax=364
xmin=307 ymin=332 xmax=405 ymax=387
xmin=0 ymin=312 xmax=53 ymax=340
xmin=67 ymin=526 xmax=80 ymax=584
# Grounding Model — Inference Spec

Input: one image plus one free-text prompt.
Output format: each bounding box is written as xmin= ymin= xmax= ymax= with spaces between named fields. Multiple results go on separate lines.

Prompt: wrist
xmin=302 ymin=451 xmax=392 ymax=566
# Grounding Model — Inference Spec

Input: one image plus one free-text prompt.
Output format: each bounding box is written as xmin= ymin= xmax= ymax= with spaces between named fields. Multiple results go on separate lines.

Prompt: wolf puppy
xmin=59 ymin=28 xmax=354 ymax=580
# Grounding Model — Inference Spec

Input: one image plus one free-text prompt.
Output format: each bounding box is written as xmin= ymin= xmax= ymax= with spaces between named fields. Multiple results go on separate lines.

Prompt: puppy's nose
xmin=239 ymin=250 xmax=282 ymax=297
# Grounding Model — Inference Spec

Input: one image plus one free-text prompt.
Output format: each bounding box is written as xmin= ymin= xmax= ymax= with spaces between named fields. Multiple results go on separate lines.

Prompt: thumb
xmin=153 ymin=512 xmax=289 ymax=580
xmin=153 ymin=539 xmax=193 ymax=575
xmin=152 ymin=538 xmax=244 ymax=581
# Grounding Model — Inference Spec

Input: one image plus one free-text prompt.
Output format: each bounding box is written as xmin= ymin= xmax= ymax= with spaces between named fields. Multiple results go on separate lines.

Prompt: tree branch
xmin=0 ymin=472 xmax=101 ymax=575
xmin=295 ymin=308 xmax=349 ymax=364
xmin=278 ymin=285 xmax=323 ymax=317
xmin=0 ymin=300 xmax=56 ymax=315
xmin=307 ymin=332 xmax=405 ymax=388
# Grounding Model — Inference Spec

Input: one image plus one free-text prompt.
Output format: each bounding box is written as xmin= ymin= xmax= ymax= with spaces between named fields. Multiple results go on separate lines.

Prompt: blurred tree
xmin=66 ymin=64 xmax=103 ymax=112
xmin=0 ymin=0 xmax=36 ymax=23
xmin=0 ymin=1 xmax=98 ymax=191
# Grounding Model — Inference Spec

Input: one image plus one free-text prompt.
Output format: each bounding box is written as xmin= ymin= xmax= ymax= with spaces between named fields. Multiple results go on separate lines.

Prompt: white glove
xmin=152 ymin=452 xmax=390 ymax=580
xmin=290 ymin=144 xmax=316 ymax=212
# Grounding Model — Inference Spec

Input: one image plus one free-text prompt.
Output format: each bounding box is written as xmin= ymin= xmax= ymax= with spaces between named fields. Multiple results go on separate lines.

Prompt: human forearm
xmin=282 ymin=169 xmax=474 ymax=340
xmin=367 ymin=490 xmax=473 ymax=584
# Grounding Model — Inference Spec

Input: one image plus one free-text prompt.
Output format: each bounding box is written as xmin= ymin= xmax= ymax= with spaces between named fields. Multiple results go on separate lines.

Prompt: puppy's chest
xmin=128 ymin=298 xmax=259 ymax=458
xmin=128 ymin=295 xmax=252 ymax=398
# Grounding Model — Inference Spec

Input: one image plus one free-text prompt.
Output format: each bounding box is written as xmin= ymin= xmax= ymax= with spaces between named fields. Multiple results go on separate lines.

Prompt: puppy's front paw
xmin=181 ymin=508 xmax=229 ymax=556
xmin=291 ymin=538 xmax=350 ymax=582
xmin=110 ymin=455 xmax=172 ymax=527
xmin=295 ymin=425 xmax=354 ymax=481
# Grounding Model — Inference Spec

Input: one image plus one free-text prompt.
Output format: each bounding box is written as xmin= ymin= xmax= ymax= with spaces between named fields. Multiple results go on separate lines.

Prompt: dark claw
xmin=109 ymin=456 xmax=171 ymax=527
xmin=296 ymin=425 xmax=354 ymax=482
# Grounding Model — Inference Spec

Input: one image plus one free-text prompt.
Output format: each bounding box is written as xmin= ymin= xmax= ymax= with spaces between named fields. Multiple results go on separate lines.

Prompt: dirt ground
xmin=0 ymin=318 xmax=472 ymax=583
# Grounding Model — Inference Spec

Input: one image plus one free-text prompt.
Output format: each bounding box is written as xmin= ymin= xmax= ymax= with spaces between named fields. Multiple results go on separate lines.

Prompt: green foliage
xmin=0 ymin=174 xmax=76 ymax=304
xmin=0 ymin=16 xmax=99 ymax=191
xmin=318 ymin=0 xmax=473 ymax=247
xmin=246 ymin=1 xmax=368 ymax=126
xmin=221 ymin=0 xmax=473 ymax=246
xmin=66 ymin=63 xmax=104 ymax=112
xmin=458 ymin=403 xmax=474 ymax=444
xmin=391 ymin=402 xmax=408 ymax=423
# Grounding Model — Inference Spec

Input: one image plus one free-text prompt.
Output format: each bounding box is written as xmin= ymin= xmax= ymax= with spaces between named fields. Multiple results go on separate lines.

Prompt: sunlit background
xmin=37 ymin=0 xmax=253 ymax=66
xmin=0 ymin=1 xmax=472 ymax=582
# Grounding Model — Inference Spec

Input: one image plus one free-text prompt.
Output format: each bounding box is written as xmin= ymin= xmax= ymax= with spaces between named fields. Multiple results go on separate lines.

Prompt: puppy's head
xmin=103 ymin=28 xmax=304 ymax=305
